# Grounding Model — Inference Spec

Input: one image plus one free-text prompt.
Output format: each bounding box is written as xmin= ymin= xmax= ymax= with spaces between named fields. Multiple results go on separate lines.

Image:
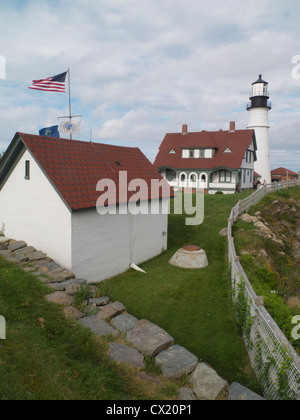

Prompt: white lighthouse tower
xmin=247 ymin=74 xmax=271 ymax=184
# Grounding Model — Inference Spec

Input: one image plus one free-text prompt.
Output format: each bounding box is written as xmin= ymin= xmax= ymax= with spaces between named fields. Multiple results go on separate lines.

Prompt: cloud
xmin=0 ymin=0 xmax=299 ymax=170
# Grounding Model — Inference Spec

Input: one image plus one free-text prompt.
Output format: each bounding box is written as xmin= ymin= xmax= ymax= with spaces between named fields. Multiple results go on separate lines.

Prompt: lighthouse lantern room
xmin=247 ymin=74 xmax=272 ymax=184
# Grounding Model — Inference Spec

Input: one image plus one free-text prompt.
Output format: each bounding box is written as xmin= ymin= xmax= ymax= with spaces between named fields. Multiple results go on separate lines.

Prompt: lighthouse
xmin=247 ymin=74 xmax=271 ymax=184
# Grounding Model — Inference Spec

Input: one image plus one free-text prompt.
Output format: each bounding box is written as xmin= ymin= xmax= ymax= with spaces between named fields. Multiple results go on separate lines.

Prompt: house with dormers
xmin=154 ymin=122 xmax=257 ymax=194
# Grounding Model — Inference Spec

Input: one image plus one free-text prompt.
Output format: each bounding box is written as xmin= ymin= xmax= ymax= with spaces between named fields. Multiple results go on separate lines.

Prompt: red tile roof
xmin=154 ymin=129 xmax=256 ymax=170
xmin=271 ymin=167 xmax=299 ymax=176
xmin=5 ymin=133 xmax=173 ymax=210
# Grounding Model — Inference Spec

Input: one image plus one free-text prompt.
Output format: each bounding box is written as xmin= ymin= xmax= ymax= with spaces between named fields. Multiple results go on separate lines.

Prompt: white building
xmin=247 ymin=74 xmax=272 ymax=184
xmin=0 ymin=132 xmax=173 ymax=282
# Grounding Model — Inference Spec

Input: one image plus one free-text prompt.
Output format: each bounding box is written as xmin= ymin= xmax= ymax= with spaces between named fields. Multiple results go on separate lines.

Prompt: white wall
xmin=0 ymin=150 xmax=72 ymax=268
xmin=248 ymin=107 xmax=271 ymax=184
xmin=71 ymin=198 xmax=169 ymax=283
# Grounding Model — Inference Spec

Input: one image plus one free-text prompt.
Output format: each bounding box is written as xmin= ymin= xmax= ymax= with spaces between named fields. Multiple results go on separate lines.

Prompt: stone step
xmin=126 ymin=319 xmax=174 ymax=358
xmin=155 ymin=345 xmax=198 ymax=379
xmin=79 ymin=316 xmax=120 ymax=337
xmin=109 ymin=342 xmax=145 ymax=368
xmin=189 ymin=363 xmax=229 ymax=400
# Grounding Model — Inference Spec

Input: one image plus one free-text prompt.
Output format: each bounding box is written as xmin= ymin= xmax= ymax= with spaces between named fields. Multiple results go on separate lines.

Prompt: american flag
xmin=29 ymin=71 xmax=67 ymax=92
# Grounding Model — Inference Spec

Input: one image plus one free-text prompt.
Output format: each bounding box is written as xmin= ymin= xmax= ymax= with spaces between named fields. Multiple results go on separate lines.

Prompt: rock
xmin=0 ymin=237 xmax=10 ymax=244
xmin=189 ymin=363 xmax=228 ymax=400
xmin=95 ymin=301 xmax=126 ymax=321
xmin=169 ymin=247 xmax=209 ymax=269
xmin=126 ymin=319 xmax=174 ymax=358
xmin=89 ymin=297 xmax=110 ymax=306
xmin=257 ymin=249 xmax=268 ymax=258
xmin=109 ymin=342 xmax=145 ymax=368
xmin=219 ymin=228 xmax=228 ymax=236
xmin=228 ymin=382 xmax=265 ymax=400
xmin=154 ymin=345 xmax=198 ymax=379
xmin=240 ymin=214 xmax=258 ymax=223
xmin=16 ymin=246 xmax=36 ymax=254
xmin=287 ymin=297 xmax=300 ymax=309
xmin=78 ymin=316 xmax=120 ymax=337
xmin=45 ymin=291 xmax=74 ymax=306
xmin=56 ymin=269 xmax=75 ymax=281
xmin=0 ymin=250 xmax=12 ymax=257
xmin=50 ymin=278 xmax=87 ymax=291
xmin=48 ymin=269 xmax=75 ymax=283
xmin=7 ymin=241 xmax=27 ymax=252
xmin=111 ymin=314 xmax=139 ymax=333
xmin=62 ymin=306 xmax=85 ymax=320
xmin=65 ymin=284 xmax=83 ymax=296
xmin=178 ymin=387 xmax=197 ymax=400
xmin=28 ymin=251 xmax=47 ymax=261
xmin=38 ymin=261 xmax=61 ymax=272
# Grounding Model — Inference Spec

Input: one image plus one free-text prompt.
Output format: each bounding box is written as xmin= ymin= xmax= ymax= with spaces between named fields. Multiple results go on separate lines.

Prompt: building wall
xmin=247 ymin=107 xmax=271 ymax=184
xmin=71 ymin=198 xmax=169 ymax=283
xmin=0 ymin=149 xmax=72 ymax=268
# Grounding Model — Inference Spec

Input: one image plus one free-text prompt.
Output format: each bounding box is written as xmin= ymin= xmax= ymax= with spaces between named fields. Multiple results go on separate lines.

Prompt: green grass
xmin=0 ymin=260 xmax=178 ymax=400
xmin=98 ymin=191 xmax=261 ymax=391
xmin=0 ymin=190 xmax=263 ymax=399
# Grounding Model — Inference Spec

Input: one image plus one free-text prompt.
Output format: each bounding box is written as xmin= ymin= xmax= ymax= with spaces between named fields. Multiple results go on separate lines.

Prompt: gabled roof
xmin=0 ymin=132 xmax=173 ymax=211
xmin=154 ymin=129 xmax=256 ymax=171
xmin=271 ymin=167 xmax=299 ymax=176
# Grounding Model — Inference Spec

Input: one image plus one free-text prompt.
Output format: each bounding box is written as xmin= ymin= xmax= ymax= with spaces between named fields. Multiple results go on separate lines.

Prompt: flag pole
xmin=68 ymin=67 xmax=72 ymax=139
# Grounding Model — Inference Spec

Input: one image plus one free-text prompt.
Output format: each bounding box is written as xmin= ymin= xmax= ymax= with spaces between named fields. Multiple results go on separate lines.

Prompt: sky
xmin=0 ymin=0 xmax=300 ymax=172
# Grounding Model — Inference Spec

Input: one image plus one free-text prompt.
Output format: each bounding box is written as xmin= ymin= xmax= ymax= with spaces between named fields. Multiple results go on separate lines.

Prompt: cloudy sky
xmin=0 ymin=0 xmax=300 ymax=171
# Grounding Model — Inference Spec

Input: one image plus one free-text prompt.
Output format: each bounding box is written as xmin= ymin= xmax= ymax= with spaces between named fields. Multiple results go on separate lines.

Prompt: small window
xmin=189 ymin=150 xmax=194 ymax=158
xmin=25 ymin=160 xmax=30 ymax=180
xmin=200 ymin=150 xmax=205 ymax=158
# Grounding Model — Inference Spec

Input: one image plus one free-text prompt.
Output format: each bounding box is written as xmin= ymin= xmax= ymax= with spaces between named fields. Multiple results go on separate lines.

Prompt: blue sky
xmin=0 ymin=0 xmax=300 ymax=171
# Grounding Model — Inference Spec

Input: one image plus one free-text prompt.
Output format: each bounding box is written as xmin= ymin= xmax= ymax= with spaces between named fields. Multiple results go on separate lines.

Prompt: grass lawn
xmin=98 ymin=191 xmax=261 ymax=391
xmin=0 ymin=190 xmax=262 ymax=399
xmin=0 ymin=260 xmax=180 ymax=400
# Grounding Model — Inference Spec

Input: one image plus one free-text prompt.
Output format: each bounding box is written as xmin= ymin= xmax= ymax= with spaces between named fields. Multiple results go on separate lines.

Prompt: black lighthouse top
xmin=247 ymin=74 xmax=271 ymax=110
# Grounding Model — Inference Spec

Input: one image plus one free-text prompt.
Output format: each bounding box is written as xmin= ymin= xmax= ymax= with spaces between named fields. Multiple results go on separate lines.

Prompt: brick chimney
xmin=182 ymin=124 xmax=188 ymax=135
xmin=229 ymin=121 xmax=235 ymax=133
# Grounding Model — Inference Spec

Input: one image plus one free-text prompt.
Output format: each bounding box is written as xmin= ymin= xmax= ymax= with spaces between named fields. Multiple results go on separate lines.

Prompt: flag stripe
xmin=29 ymin=71 xmax=67 ymax=92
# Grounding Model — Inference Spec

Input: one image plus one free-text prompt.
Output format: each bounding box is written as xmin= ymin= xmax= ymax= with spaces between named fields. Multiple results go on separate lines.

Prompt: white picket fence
xmin=227 ymin=180 xmax=300 ymax=400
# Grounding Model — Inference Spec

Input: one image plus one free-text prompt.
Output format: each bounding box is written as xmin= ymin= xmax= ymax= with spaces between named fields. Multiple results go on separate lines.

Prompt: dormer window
xmin=25 ymin=160 xmax=30 ymax=180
